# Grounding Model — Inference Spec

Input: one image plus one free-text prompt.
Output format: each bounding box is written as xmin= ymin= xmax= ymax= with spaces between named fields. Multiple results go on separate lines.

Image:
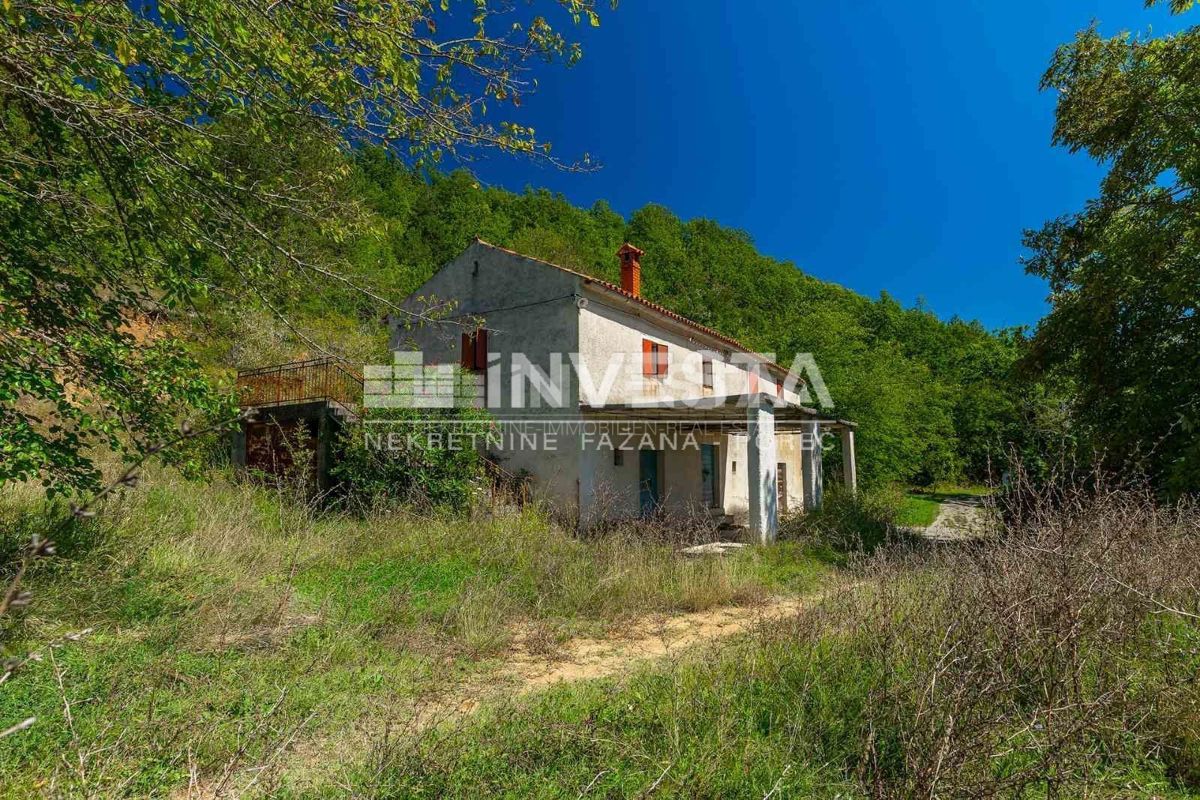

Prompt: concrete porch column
xmin=840 ymin=427 xmax=857 ymax=495
xmin=802 ymin=420 xmax=824 ymax=512
xmin=746 ymin=399 xmax=778 ymax=544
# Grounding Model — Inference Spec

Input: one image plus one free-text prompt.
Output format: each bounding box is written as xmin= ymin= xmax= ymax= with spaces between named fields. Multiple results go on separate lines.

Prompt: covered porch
xmin=579 ymin=394 xmax=857 ymax=543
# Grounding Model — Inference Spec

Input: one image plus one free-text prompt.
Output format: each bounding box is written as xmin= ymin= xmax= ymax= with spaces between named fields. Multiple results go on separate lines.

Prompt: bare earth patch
xmin=379 ymin=592 xmax=821 ymax=730
xmin=495 ymin=594 xmax=807 ymax=693
xmin=220 ymin=588 xmax=838 ymax=798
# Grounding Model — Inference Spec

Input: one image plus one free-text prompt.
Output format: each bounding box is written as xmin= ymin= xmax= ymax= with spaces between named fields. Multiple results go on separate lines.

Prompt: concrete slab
xmin=680 ymin=542 xmax=749 ymax=557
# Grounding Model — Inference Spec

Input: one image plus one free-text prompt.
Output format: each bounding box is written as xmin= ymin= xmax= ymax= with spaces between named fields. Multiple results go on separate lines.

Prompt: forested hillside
xmin=196 ymin=149 xmax=1057 ymax=488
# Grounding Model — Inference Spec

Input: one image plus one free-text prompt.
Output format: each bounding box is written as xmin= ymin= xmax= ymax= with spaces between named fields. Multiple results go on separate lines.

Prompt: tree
xmin=1021 ymin=0 xmax=1200 ymax=493
xmin=0 ymin=0 xmax=608 ymax=495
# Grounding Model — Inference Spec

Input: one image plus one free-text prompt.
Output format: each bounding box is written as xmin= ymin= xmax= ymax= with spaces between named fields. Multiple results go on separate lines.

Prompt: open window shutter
xmin=749 ymin=371 xmax=759 ymax=394
xmin=461 ymin=332 xmax=473 ymax=369
xmin=657 ymin=344 xmax=669 ymax=375
xmin=642 ymin=339 xmax=653 ymax=376
xmin=474 ymin=328 xmax=488 ymax=370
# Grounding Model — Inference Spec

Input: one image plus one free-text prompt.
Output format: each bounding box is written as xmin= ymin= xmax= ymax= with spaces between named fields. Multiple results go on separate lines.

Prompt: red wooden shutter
xmin=461 ymin=332 xmax=473 ymax=369
xmin=474 ymin=328 xmax=488 ymax=370
xmin=749 ymin=371 xmax=759 ymax=394
xmin=642 ymin=339 xmax=653 ymax=376
xmin=657 ymin=343 xmax=669 ymax=375
xmin=776 ymin=380 xmax=783 ymax=397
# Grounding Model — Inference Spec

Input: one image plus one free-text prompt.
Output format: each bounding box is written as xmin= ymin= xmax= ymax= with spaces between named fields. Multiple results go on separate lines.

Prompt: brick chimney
xmin=617 ymin=243 xmax=645 ymax=297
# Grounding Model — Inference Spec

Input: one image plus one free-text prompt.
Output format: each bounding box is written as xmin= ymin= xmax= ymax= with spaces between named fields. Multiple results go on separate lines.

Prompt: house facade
xmin=387 ymin=240 xmax=856 ymax=542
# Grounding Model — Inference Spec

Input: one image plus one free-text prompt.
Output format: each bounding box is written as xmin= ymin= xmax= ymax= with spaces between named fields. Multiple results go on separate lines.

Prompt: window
xmin=613 ymin=449 xmax=624 ymax=467
xmin=642 ymin=339 xmax=668 ymax=377
xmin=460 ymin=328 xmax=488 ymax=371
xmin=776 ymin=380 xmax=783 ymax=398
xmin=702 ymin=357 xmax=714 ymax=389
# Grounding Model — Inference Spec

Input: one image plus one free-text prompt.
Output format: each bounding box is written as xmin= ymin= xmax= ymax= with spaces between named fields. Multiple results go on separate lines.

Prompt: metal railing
xmin=237 ymin=357 xmax=362 ymax=413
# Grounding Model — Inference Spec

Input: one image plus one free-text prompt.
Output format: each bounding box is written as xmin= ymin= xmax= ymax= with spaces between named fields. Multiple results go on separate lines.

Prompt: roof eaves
xmin=472 ymin=239 xmax=790 ymax=376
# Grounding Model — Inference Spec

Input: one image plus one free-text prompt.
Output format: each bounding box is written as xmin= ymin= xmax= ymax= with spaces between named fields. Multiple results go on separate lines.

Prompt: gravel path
xmin=917 ymin=496 xmax=991 ymax=542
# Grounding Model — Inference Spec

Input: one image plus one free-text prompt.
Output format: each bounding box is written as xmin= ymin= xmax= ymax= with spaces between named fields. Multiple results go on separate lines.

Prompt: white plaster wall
xmin=578 ymin=423 xmax=743 ymax=525
xmin=661 ymin=446 xmax=704 ymax=513
xmin=720 ymin=431 xmax=805 ymax=524
xmin=723 ymin=433 xmax=749 ymax=524
xmin=390 ymin=242 xmax=583 ymax=513
xmin=579 ymin=429 xmax=637 ymax=525
xmin=577 ymin=288 xmax=803 ymax=406
xmin=777 ymin=433 xmax=807 ymax=514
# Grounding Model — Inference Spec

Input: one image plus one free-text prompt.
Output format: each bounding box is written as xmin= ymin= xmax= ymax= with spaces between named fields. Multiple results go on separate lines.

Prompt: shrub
xmin=330 ymin=406 xmax=490 ymax=513
xmin=781 ymin=484 xmax=902 ymax=553
xmin=826 ymin=485 xmax=1200 ymax=797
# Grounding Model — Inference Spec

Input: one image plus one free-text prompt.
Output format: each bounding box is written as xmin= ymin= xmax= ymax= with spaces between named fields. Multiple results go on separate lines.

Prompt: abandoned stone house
xmin=235 ymin=240 xmax=857 ymax=542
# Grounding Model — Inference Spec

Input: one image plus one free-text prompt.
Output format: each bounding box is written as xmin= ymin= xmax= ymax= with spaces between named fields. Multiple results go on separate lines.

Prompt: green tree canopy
xmin=1022 ymin=0 xmax=1200 ymax=493
xmin=0 ymin=0 xmax=606 ymax=495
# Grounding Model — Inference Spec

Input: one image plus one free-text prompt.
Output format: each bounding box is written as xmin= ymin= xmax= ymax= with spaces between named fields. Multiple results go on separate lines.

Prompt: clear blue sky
xmin=464 ymin=1 xmax=1186 ymax=331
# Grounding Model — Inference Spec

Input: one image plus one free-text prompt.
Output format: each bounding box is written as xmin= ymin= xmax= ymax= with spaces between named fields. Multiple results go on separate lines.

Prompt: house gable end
xmin=388 ymin=241 xmax=583 ymax=413
xmin=395 ymin=241 xmax=580 ymax=323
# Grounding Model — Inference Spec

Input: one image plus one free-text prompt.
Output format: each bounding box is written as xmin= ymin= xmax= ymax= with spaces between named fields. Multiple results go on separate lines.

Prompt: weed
xmin=0 ymin=467 xmax=835 ymax=796
xmin=363 ymin=482 xmax=1200 ymax=799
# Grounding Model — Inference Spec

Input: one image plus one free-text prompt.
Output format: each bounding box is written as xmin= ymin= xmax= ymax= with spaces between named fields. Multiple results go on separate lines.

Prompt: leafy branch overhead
xmin=0 ymin=0 xmax=608 ymax=495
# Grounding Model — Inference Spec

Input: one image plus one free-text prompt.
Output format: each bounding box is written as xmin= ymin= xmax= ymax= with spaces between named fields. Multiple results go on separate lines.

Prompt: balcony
xmin=236 ymin=358 xmax=362 ymax=416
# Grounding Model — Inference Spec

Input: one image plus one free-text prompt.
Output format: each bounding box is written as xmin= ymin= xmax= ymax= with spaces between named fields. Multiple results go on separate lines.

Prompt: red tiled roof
xmin=474 ymin=239 xmax=791 ymax=376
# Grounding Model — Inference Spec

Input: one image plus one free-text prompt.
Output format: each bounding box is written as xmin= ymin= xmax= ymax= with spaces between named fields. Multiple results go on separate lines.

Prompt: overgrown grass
xmin=0 ymin=470 xmax=837 ymax=797
xmin=356 ymin=484 xmax=1200 ymax=799
xmin=896 ymin=492 xmax=940 ymax=527
xmin=913 ymin=481 xmax=993 ymax=502
xmin=783 ymin=485 xmax=904 ymax=552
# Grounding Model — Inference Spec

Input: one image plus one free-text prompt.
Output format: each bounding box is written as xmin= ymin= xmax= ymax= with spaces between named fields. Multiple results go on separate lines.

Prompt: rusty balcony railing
xmin=237 ymin=357 xmax=363 ymax=414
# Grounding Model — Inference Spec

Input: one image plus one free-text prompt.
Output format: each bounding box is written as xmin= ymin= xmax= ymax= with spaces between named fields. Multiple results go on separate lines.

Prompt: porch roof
xmin=579 ymin=393 xmax=855 ymax=431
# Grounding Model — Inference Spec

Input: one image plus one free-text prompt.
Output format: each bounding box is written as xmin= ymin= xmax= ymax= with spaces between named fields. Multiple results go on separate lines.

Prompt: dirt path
xmin=463 ymin=591 xmax=815 ymax=705
xmin=186 ymin=589 xmax=836 ymax=798
xmin=313 ymin=592 xmax=823 ymax=775
xmin=399 ymin=591 xmax=823 ymax=733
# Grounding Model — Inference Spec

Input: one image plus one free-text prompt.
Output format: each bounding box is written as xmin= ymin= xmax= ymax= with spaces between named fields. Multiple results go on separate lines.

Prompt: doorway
xmin=777 ymin=462 xmax=788 ymax=514
xmin=701 ymin=444 xmax=719 ymax=508
xmin=639 ymin=449 xmax=661 ymax=516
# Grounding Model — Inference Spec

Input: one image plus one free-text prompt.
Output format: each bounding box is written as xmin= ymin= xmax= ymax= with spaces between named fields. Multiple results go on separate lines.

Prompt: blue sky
xmin=463 ymin=1 xmax=1186 ymax=330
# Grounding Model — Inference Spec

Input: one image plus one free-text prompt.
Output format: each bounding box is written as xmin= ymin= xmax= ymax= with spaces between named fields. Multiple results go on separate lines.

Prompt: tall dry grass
xmin=776 ymin=477 xmax=1200 ymax=797
xmin=365 ymin=480 xmax=1200 ymax=799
